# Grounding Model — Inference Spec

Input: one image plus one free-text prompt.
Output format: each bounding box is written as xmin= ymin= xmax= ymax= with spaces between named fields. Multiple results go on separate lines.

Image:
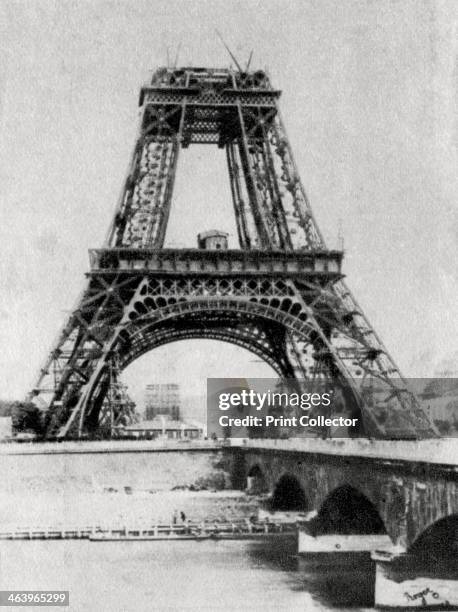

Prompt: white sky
xmin=0 ymin=0 xmax=457 ymax=407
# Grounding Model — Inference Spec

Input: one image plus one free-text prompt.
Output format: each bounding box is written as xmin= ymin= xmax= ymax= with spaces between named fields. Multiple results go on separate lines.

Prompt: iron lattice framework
xmin=30 ymin=66 xmax=437 ymax=439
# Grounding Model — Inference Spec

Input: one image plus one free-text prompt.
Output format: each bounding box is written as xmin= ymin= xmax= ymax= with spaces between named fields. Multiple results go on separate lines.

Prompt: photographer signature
xmin=404 ymin=586 xmax=442 ymax=605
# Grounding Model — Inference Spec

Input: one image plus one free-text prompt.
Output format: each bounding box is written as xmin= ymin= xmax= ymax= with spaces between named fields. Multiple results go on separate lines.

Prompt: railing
xmin=88 ymin=247 xmax=343 ymax=276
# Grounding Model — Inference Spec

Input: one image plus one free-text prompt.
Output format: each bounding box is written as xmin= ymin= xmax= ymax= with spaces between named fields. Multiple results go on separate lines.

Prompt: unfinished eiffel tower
xmin=29 ymin=65 xmax=437 ymax=439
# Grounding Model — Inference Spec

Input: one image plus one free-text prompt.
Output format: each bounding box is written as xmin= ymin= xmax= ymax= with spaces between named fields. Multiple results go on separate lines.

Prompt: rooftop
xmin=124 ymin=419 xmax=202 ymax=431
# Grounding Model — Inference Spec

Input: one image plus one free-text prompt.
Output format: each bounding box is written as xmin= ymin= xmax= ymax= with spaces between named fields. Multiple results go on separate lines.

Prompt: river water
xmin=0 ymin=536 xmax=374 ymax=611
xmin=0 ymin=489 xmax=374 ymax=612
xmin=0 ymin=450 xmax=374 ymax=611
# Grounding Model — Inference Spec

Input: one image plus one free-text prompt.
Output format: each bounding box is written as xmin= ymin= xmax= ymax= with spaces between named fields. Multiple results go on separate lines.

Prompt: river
xmin=0 ymin=449 xmax=375 ymax=610
xmin=0 ymin=535 xmax=374 ymax=611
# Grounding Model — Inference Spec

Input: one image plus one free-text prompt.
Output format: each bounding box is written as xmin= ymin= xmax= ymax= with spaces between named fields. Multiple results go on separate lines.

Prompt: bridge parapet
xmin=228 ymin=437 xmax=458 ymax=469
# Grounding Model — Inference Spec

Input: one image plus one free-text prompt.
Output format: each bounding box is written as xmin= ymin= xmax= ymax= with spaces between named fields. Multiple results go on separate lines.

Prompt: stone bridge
xmin=227 ymin=438 xmax=458 ymax=548
xmin=226 ymin=438 xmax=458 ymax=609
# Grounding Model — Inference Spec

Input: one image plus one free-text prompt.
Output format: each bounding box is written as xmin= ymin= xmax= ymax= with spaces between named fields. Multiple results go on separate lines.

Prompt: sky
xmin=0 ymin=0 xmax=457 ymax=409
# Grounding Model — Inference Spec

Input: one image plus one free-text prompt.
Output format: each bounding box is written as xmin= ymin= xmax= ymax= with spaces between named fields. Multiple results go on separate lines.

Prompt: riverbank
xmin=0 ymin=439 xmax=221 ymax=455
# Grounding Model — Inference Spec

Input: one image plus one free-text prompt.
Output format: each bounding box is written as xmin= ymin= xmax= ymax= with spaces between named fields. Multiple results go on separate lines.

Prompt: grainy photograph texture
xmin=0 ymin=1 xmax=457 ymax=610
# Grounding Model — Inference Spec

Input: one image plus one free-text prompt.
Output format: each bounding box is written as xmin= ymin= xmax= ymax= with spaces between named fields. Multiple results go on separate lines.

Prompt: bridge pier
xmin=372 ymin=550 xmax=458 ymax=610
xmin=296 ymin=516 xmax=382 ymax=607
xmin=297 ymin=517 xmax=392 ymax=555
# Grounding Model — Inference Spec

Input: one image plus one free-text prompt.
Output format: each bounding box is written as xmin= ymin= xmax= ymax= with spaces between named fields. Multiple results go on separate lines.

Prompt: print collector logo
xmin=207 ymin=378 xmax=359 ymax=437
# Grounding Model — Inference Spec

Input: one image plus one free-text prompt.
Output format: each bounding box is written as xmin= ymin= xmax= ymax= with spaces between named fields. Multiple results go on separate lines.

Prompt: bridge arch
xmin=246 ymin=464 xmax=269 ymax=494
xmin=271 ymin=473 xmax=309 ymax=511
xmin=315 ymin=485 xmax=387 ymax=535
xmin=409 ymin=514 xmax=458 ymax=561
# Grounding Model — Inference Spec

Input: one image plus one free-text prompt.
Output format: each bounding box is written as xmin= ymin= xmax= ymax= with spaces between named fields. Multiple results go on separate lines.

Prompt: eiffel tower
xmin=29 ymin=66 xmax=437 ymax=440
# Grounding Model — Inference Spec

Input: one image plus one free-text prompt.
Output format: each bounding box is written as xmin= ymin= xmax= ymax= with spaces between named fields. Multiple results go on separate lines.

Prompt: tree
xmin=11 ymin=402 xmax=44 ymax=436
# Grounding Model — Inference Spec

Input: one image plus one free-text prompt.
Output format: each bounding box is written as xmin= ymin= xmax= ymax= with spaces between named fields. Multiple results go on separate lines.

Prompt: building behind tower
xmin=145 ymin=383 xmax=180 ymax=420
